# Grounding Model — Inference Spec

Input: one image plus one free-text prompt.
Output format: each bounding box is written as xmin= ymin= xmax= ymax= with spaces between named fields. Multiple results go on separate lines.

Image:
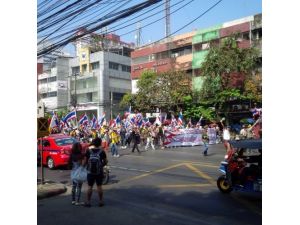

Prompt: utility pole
xmin=110 ymin=91 xmax=113 ymax=121
xmin=165 ymin=0 xmax=171 ymax=37
xmin=135 ymin=22 xmax=141 ymax=47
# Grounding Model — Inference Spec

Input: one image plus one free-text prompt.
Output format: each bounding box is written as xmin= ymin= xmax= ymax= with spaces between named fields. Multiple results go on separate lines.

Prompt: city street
xmin=37 ymin=144 xmax=262 ymax=225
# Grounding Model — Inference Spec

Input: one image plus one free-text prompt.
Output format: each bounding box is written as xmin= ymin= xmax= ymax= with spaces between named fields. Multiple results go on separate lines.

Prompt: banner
xmin=164 ymin=128 xmax=203 ymax=147
xmin=207 ymin=127 xmax=217 ymax=145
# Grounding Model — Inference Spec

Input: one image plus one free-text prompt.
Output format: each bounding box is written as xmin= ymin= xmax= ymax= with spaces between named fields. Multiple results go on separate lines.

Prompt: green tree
xmin=199 ymin=34 xmax=261 ymax=111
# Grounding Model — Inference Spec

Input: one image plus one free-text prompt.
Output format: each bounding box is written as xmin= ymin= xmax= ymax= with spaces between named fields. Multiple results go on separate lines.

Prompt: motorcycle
xmin=217 ymin=139 xmax=262 ymax=193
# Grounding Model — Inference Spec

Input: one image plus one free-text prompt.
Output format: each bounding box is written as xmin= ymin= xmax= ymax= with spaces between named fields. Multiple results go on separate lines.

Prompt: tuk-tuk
xmin=217 ymin=139 xmax=262 ymax=193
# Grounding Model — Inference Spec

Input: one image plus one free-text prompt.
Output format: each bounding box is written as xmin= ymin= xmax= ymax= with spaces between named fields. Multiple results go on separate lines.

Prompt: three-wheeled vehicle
xmin=217 ymin=139 xmax=262 ymax=193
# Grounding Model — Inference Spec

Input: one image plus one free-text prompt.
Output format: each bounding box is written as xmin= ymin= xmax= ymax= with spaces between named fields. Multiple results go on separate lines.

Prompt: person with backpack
xmin=83 ymin=137 xmax=107 ymax=207
xmin=69 ymin=142 xmax=85 ymax=206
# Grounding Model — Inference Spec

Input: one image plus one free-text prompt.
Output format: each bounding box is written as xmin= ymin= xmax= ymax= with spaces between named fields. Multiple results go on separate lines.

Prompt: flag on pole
xmin=98 ymin=112 xmax=106 ymax=126
xmin=171 ymin=114 xmax=177 ymax=127
xmin=177 ymin=111 xmax=183 ymax=125
xmin=124 ymin=105 xmax=131 ymax=118
xmin=91 ymin=114 xmax=98 ymax=129
xmin=49 ymin=112 xmax=59 ymax=132
xmin=154 ymin=114 xmax=161 ymax=125
xmin=115 ymin=114 xmax=121 ymax=125
xmin=78 ymin=114 xmax=89 ymax=126
xmin=63 ymin=110 xmax=76 ymax=123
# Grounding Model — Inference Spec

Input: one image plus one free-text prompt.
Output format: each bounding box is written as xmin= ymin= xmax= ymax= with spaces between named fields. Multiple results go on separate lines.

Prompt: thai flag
xmin=78 ymin=114 xmax=89 ymax=126
xmin=143 ymin=118 xmax=151 ymax=127
xmin=135 ymin=113 xmax=143 ymax=125
xmin=130 ymin=115 xmax=136 ymax=124
xmin=49 ymin=112 xmax=59 ymax=131
xmin=91 ymin=114 xmax=98 ymax=129
xmin=115 ymin=114 xmax=121 ymax=125
xmin=171 ymin=114 xmax=177 ymax=127
xmin=124 ymin=105 xmax=131 ymax=118
xmin=63 ymin=110 xmax=76 ymax=122
xmin=98 ymin=112 xmax=106 ymax=126
xmin=155 ymin=114 xmax=161 ymax=125
xmin=177 ymin=111 xmax=183 ymax=125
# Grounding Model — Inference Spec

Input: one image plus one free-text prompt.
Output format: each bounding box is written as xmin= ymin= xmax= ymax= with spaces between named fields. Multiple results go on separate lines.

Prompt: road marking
xmin=113 ymin=162 xmax=186 ymax=185
xmin=157 ymin=183 xmax=213 ymax=188
xmin=184 ymin=163 xmax=216 ymax=186
xmin=171 ymin=159 xmax=219 ymax=168
xmin=109 ymin=165 xmax=151 ymax=173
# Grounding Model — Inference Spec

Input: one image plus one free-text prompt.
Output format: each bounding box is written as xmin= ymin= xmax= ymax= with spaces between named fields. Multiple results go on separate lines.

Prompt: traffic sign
xmin=37 ymin=118 xmax=49 ymax=138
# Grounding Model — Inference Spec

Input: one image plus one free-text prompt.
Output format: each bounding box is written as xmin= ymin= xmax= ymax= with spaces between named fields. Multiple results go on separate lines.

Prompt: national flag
xmin=154 ymin=114 xmax=161 ymax=125
xmin=91 ymin=114 xmax=98 ymax=129
xmin=124 ymin=105 xmax=131 ymax=118
xmin=115 ymin=113 xmax=121 ymax=125
xmin=142 ymin=117 xmax=151 ymax=127
xmin=135 ymin=113 xmax=143 ymax=126
xmin=177 ymin=111 xmax=183 ymax=125
xmin=49 ymin=112 xmax=59 ymax=132
xmin=78 ymin=114 xmax=89 ymax=126
xmin=171 ymin=114 xmax=177 ymax=127
xmin=63 ymin=110 xmax=76 ymax=122
xmin=98 ymin=112 xmax=106 ymax=126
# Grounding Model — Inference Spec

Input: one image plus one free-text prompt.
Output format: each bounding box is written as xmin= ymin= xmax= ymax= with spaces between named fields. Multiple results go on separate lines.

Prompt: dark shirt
xmin=85 ymin=147 xmax=107 ymax=166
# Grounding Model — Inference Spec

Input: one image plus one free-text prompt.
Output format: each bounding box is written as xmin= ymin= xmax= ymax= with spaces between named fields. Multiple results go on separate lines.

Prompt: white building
xmin=37 ymin=57 xmax=70 ymax=111
xmin=68 ymin=47 xmax=132 ymax=119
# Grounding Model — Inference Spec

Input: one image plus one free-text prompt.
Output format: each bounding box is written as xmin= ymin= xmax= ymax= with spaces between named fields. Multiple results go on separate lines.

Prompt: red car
xmin=37 ymin=134 xmax=89 ymax=169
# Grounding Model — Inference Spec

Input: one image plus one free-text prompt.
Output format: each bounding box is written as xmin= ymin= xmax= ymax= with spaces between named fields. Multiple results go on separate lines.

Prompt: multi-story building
xmin=37 ymin=56 xmax=70 ymax=111
xmin=68 ymin=34 xmax=133 ymax=119
xmin=131 ymin=13 xmax=262 ymax=93
xmin=37 ymin=33 xmax=133 ymax=119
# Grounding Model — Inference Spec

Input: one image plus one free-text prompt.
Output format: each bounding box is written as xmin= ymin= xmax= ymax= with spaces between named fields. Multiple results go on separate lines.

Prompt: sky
xmin=42 ymin=0 xmax=261 ymax=56
xmin=121 ymin=0 xmax=262 ymax=44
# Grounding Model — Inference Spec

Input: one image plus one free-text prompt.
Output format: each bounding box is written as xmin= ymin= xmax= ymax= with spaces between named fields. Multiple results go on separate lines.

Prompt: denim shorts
xmin=87 ymin=173 xmax=103 ymax=186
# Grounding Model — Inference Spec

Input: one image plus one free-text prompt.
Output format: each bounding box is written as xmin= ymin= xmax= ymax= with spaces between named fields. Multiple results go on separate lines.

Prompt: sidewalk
xmin=37 ymin=179 xmax=67 ymax=200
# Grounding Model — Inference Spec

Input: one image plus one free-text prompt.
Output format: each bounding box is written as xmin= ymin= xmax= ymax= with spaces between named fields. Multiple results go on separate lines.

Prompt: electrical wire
xmin=38 ymin=0 xmax=163 ymax=56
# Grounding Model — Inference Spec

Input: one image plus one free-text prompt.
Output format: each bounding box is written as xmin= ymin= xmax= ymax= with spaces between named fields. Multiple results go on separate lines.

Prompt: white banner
xmin=164 ymin=128 xmax=203 ymax=147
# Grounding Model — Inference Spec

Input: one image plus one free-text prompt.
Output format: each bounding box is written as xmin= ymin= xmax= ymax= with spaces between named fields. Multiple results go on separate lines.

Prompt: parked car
xmin=37 ymin=134 xmax=89 ymax=169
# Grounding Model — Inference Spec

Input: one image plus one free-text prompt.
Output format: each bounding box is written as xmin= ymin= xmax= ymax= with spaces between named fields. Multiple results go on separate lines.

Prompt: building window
xmin=91 ymin=62 xmax=99 ymax=70
xmin=71 ymin=66 xmax=80 ymax=74
xmin=82 ymin=64 xmax=87 ymax=72
xmin=48 ymin=76 xmax=57 ymax=82
xmin=112 ymin=92 xmax=125 ymax=101
xmin=109 ymin=61 xmax=119 ymax=70
xmin=48 ymin=91 xmax=57 ymax=97
xmin=121 ymin=65 xmax=131 ymax=72
xmin=86 ymin=92 xmax=92 ymax=102
xmin=39 ymin=78 xmax=47 ymax=85
xmin=132 ymin=56 xmax=150 ymax=65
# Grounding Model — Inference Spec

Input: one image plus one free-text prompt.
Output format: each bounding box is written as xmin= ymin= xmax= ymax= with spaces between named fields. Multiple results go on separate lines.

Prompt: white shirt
xmin=223 ymin=129 xmax=231 ymax=141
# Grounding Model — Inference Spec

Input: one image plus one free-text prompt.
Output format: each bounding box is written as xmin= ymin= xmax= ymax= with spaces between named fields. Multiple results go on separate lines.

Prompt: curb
xmin=37 ymin=182 xmax=67 ymax=200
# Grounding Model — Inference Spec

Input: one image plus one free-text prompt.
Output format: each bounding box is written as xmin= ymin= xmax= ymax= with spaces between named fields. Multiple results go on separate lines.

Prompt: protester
xmin=119 ymin=125 xmax=127 ymax=149
xmin=83 ymin=137 xmax=107 ymax=207
xmin=109 ymin=128 xmax=120 ymax=157
xmin=131 ymin=128 xmax=141 ymax=153
xmin=145 ymin=127 xmax=155 ymax=151
xmin=69 ymin=142 xmax=85 ymax=206
xmin=240 ymin=125 xmax=248 ymax=139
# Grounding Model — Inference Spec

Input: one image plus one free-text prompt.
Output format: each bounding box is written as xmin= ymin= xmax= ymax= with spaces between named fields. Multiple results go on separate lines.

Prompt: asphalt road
xmin=37 ymin=144 xmax=262 ymax=225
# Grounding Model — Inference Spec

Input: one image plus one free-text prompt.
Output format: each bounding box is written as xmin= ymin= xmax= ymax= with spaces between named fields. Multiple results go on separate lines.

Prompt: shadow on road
xmin=38 ymin=184 xmax=262 ymax=225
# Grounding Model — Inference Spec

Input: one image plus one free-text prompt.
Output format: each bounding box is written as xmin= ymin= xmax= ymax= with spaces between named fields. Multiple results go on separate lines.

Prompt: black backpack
xmin=87 ymin=148 xmax=103 ymax=175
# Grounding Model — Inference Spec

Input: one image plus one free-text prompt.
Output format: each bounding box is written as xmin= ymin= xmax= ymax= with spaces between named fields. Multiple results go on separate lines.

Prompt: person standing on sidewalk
xmin=131 ymin=127 xmax=141 ymax=153
xmin=83 ymin=137 xmax=107 ymax=207
xmin=69 ymin=142 xmax=85 ymax=206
